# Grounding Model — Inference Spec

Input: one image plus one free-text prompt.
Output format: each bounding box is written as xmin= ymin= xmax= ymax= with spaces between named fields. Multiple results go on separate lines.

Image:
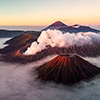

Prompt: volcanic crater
xmin=35 ymin=54 xmax=100 ymax=85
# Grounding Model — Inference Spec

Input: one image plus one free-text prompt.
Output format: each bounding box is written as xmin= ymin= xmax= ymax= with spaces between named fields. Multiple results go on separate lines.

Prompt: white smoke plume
xmin=24 ymin=29 xmax=100 ymax=55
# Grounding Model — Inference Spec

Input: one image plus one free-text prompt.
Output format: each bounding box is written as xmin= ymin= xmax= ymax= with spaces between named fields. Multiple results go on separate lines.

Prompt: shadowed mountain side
xmin=1 ymin=42 xmax=100 ymax=63
xmin=42 ymin=21 xmax=100 ymax=33
xmin=59 ymin=26 xmax=100 ymax=33
xmin=0 ymin=33 xmax=40 ymax=54
xmin=0 ymin=21 xmax=100 ymax=38
xmin=0 ymin=29 xmax=40 ymax=38
xmin=35 ymin=54 xmax=100 ymax=85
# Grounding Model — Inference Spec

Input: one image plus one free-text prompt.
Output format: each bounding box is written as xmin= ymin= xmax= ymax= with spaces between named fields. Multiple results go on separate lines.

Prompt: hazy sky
xmin=0 ymin=0 xmax=100 ymax=26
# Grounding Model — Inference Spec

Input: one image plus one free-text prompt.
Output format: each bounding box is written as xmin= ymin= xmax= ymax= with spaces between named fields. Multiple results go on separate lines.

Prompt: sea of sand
xmin=0 ymin=38 xmax=100 ymax=100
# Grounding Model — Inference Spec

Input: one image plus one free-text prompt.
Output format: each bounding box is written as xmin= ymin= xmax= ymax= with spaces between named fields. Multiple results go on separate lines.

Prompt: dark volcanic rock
xmin=1 ymin=41 xmax=100 ymax=63
xmin=0 ymin=33 xmax=40 ymax=54
xmin=0 ymin=33 xmax=41 ymax=63
xmin=35 ymin=54 xmax=100 ymax=85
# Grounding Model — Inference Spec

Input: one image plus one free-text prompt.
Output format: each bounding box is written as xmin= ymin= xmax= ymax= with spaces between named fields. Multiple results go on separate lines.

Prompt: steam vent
xmin=35 ymin=54 xmax=100 ymax=85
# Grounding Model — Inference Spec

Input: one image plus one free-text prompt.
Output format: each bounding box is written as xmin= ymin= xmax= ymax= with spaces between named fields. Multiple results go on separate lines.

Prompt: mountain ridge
xmin=0 ymin=21 xmax=100 ymax=38
xmin=42 ymin=21 xmax=100 ymax=33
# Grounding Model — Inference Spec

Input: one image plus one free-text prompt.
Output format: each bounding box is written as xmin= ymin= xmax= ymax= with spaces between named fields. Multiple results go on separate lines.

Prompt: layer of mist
xmin=0 ymin=56 xmax=100 ymax=100
xmin=0 ymin=38 xmax=11 ymax=49
xmin=1 ymin=38 xmax=100 ymax=100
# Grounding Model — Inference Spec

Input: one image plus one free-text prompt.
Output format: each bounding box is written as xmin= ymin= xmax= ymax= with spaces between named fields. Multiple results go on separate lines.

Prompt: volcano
xmin=1 ymin=41 xmax=100 ymax=63
xmin=42 ymin=21 xmax=100 ymax=33
xmin=1 ymin=23 xmax=100 ymax=64
xmin=42 ymin=21 xmax=67 ymax=31
xmin=35 ymin=54 xmax=100 ymax=85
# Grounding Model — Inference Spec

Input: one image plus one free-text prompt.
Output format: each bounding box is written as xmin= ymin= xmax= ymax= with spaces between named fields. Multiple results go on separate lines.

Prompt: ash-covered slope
xmin=35 ymin=54 xmax=100 ymax=85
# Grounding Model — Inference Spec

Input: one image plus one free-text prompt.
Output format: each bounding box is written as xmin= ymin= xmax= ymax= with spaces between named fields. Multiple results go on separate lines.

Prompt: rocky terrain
xmin=35 ymin=54 xmax=100 ymax=85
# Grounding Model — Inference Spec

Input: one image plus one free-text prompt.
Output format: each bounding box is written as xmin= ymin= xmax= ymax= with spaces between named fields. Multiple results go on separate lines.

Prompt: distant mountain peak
xmin=42 ymin=21 xmax=100 ymax=33
xmin=42 ymin=21 xmax=67 ymax=31
xmin=50 ymin=21 xmax=67 ymax=27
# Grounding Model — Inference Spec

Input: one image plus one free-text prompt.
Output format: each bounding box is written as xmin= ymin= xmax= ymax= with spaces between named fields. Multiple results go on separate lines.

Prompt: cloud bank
xmin=24 ymin=30 xmax=100 ymax=55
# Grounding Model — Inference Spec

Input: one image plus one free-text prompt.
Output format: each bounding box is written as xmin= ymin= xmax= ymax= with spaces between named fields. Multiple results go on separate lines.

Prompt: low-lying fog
xmin=0 ymin=38 xmax=100 ymax=100
xmin=0 ymin=38 xmax=11 ymax=49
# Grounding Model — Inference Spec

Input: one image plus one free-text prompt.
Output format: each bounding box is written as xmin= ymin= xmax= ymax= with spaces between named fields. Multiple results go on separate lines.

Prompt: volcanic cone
xmin=35 ymin=54 xmax=100 ymax=85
